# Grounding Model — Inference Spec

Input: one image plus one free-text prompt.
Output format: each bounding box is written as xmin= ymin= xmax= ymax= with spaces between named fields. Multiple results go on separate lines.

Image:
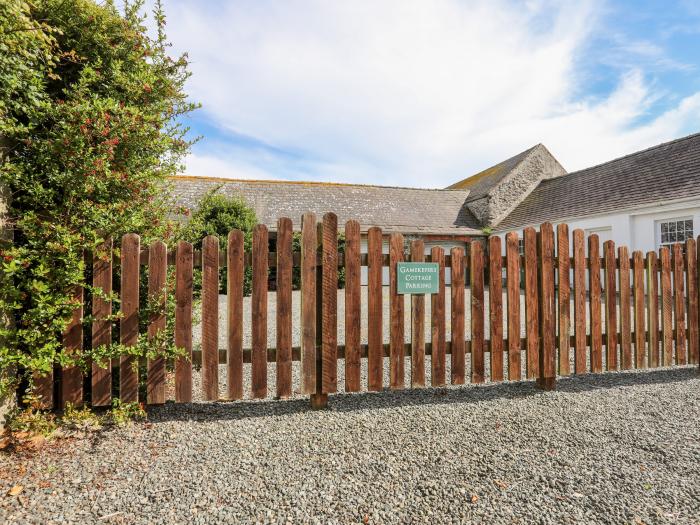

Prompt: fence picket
xmin=389 ymin=233 xmax=405 ymax=389
xmin=321 ymin=213 xmax=338 ymax=393
xmin=201 ymin=235 xmax=219 ymax=401
xmin=451 ymin=247 xmax=466 ymax=384
xmin=227 ymin=231 xmax=244 ymax=400
xmin=61 ymin=284 xmax=83 ymax=408
xmin=573 ymin=230 xmax=587 ymax=374
xmin=588 ymin=234 xmax=603 ymax=373
xmin=556 ymin=224 xmax=570 ymax=376
xmin=488 ymin=236 xmax=504 ymax=382
xmin=660 ymin=247 xmax=673 ymax=366
xmin=33 ymin=371 xmax=53 ymax=410
xmin=344 ymin=220 xmax=361 ymax=392
xmin=431 ymin=246 xmax=446 ymax=387
xmin=275 ymin=220 xmax=292 ymax=399
xmin=524 ymin=227 xmax=539 ymax=378
xmin=410 ymin=240 xmax=426 ymax=387
xmin=252 ymin=225 xmax=268 ymax=399
xmin=538 ymin=223 xmax=556 ymax=389
xmin=368 ymin=227 xmax=384 ymax=391
xmin=632 ymin=251 xmax=645 ymax=368
xmin=647 ymin=252 xmax=659 ymax=368
xmin=35 ymin=217 xmax=700 ymax=409
xmin=505 ymin=232 xmax=521 ymax=380
xmin=603 ymin=241 xmax=618 ymax=370
xmin=313 ymin=222 xmax=324 ymax=407
xmin=471 ymin=241 xmax=485 ymax=383
xmin=300 ymin=213 xmax=317 ymax=394
xmin=672 ymin=243 xmax=687 ymax=365
xmin=92 ymin=238 xmax=113 ymax=407
xmin=120 ymin=234 xmax=140 ymax=403
xmin=618 ymin=246 xmax=632 ymax=370
xmin=146 ymin=241 xmax=167 ymax=404
xmin=687 ymin=238 xmax=699 ymax=365
xmin=175 ymin=241 xmax=193 ymax=403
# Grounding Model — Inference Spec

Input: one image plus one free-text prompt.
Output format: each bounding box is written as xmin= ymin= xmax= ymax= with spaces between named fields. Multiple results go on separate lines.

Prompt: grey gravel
xmin=2 ymin=367 xmax=699 ymax=524
xmin=194 ymin=288 xmax=645 ymax=352
xmin=194 ymin=289 xmax=525 ymax=351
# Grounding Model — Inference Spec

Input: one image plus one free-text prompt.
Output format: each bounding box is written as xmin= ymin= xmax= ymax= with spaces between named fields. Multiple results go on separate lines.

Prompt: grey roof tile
xmin=171 ymin=177 xmax=482 ymax=235
xmin=495 ymin=132 xmax=700 ymax=231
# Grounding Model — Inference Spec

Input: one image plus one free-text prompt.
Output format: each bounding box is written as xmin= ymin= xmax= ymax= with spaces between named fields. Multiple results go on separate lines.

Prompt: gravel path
xmin=2 ymin=367 xmax=699 ymax=524
xmin=193 ymin=289 xmax=613 ymax=351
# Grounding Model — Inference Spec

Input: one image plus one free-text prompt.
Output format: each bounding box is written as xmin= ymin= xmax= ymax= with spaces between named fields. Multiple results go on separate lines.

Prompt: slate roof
xmin=170 ymin=176 xmax=482 ymax=235
xmin=447 ymin=145 xmax=538 ymax=201
xmin=495 ymin=132 xmax=700 ymax=231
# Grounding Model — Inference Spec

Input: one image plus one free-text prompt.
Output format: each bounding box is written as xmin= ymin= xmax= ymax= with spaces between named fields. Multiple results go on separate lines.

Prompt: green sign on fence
xmin=397 ymin=262 xmax=439 ymax=294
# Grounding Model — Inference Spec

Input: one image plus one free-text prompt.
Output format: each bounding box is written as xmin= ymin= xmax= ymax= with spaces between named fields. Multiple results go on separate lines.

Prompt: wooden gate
xmin=32 ymin=214 xmax=700 ymax=409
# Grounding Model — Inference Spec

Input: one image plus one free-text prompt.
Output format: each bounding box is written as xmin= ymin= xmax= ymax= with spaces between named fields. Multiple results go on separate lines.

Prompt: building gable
xmin=495 ymin=132 xmax=700 ymax=231
xmin=448 ymin=144 xmax=566 ymax=227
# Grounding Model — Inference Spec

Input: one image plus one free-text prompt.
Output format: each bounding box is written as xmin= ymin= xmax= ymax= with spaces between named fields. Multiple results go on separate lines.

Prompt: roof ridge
xmin=565 ymin=131 xmax=700 ymax=177
xmin=169 ymin=175 xmax=470 ymax=192
xmin=463 ymin=144 xmax=544 ymax=202
xmin=447 ymin=143 xmax=540 ymax=191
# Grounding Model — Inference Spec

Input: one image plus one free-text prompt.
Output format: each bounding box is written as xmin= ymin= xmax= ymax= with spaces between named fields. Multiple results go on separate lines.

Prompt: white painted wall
xmin=494 ymin=197 xmax=700 ymax=255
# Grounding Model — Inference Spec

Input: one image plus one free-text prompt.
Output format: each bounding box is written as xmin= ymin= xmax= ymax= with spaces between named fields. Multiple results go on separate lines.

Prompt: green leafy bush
xmin=290 ymin=231 xmax=346 ymax=290
xmin=105 ymin=399 xmax=146 ymax=427
xmin=5 ymin=404 xmax=58 ymax=437
xmin=0 ymin=0 xmax=197 ymax=400
xmin=179 ymin=188 xmax=258 ymax=295
xmin=4 ymin=399 xmax=146 ymax=445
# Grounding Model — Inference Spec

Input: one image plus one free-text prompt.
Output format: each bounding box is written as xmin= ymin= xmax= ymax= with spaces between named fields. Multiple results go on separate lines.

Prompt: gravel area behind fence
xmin=2 ymin=367 xmax=699 ymax=524
xmin=193 ymin=288 xmax=622 ymax=351
xmin=189 ymin=288 xmax=654 ymax=402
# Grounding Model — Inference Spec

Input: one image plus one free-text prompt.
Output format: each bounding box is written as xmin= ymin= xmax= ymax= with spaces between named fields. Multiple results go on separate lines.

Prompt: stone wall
xmin=467 ymin=144 xmax=566 ymax=228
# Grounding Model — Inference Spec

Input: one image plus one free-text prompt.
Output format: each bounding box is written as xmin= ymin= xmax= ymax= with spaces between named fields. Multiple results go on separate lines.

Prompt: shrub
xmin=0 ymin=0 xmax=197 ymax=400
xmin=179 ymin=188 xmax=258 ymax=295
xmin=290 ymin=231 xmax=346 ymax=290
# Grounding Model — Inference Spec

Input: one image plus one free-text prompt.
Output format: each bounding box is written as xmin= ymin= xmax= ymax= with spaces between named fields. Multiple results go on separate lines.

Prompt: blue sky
xmin=153 ymin=0 xmax=700 ymax=187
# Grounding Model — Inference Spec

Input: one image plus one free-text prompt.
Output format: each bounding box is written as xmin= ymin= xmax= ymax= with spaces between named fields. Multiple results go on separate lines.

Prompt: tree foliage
xmin=179 ymin=189 xmax=258 ymax=295
xmin=0 ymin=0 xmax=197 ymax=399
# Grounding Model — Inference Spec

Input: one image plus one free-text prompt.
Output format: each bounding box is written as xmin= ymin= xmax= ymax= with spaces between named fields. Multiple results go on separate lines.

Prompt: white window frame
xmin=655 ymin=216 xmax=693 ymax=249
xmin=583 ymin=226 xmax=612 ymax=254
xmin=584 ymin=226 xmax=612 ymax=238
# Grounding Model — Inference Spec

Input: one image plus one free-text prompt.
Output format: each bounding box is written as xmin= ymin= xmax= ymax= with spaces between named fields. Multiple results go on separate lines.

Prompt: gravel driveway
xmin=193 ymin=288 xmax=584 ymax=350
xmin=2 ymin=367 xmax=699 ymax=524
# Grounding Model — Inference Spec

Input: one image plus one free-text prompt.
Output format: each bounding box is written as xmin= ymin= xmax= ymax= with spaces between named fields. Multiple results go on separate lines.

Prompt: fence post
xmin=146 ymin=241 xmax=167 ymax=404
xmin=201 ymin=235 xmax=219 ymax=401
xmin=389 ymin=233 xmax=405 ymax=389
xmin=537 ymin=223 xmax=556 ymax=390
xmin=175 ymin=240 xmax=193 ymax=403
xmin=251 ymin=224 xmax=269 ymax=399
xmin=91 ymin=238 xmax=113 ymax=407
xmin=61 ymin=283 xmax=84 ymax=408
xmin=410 ymin=239 xmax=426 ymax=387
xmin=311 ymin=221 xmax=328 ymax=409
xmin=344 ymin=220 xmax=362 ymax=391
xmin=120 ymin=234 xmax=140 ymax=403
xmin=321 ymin=213 xmax=338 ymax=394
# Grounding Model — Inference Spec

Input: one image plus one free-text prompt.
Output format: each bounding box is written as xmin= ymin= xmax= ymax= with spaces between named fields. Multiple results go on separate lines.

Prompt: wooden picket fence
xmin=33 ymin=214 xmax=700 ymax=409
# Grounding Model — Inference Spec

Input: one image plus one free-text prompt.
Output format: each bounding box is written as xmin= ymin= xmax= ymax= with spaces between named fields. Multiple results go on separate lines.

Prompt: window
xmin=584 ymin=227 xmax=612 ymax=243
xmin=584 ymin=226 xmax=612 ymax=254
xmin=657 ymin=218 xmax=693 ymax=247
xmin=518 ymin=239 xmax=525 ymax=255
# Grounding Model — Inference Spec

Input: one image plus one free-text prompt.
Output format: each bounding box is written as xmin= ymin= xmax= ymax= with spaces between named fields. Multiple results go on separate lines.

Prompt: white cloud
xmin=156 ymin=0 xmax=700 ymax=185
xmin=184 ymin=153 xmax=276 ymax=181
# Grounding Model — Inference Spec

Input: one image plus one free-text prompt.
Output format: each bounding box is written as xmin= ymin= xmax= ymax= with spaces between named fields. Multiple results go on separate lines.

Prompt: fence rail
xmin=32 ymin=214 xmax=700 ymax=409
